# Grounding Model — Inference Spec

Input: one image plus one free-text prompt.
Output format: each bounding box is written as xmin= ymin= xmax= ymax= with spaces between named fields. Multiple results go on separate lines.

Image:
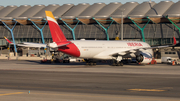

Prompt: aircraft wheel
xmin=119 ymin=62 xmax=123 ymax=66
xmin=112 ymin=60 xmax=117 ymax=66
xmin=112 ymin=63 xmax=116 ymax=66
xmin=90 ymin=62 xmax=94 ymax=66
xmin=93 ymin=62 xmax=96 ymax=66
xmin=86 ymin=62 xmax=89 ymax=66
xmin=116 ymin=63 xmax=120 ymax=66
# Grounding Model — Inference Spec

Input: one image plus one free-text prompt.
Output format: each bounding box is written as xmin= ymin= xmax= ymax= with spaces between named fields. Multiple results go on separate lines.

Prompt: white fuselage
xmin=70 ymin=40 xmax=153 ymax=60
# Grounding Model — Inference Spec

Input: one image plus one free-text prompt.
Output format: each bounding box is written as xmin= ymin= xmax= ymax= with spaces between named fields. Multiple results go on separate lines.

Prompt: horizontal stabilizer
xmin=47 ymin=41 xmax=71 ymax=48
xmin=173 ymin=37 xmax=177 ymax=45
xmin=57 ymin=43 xmax=71 ymax=47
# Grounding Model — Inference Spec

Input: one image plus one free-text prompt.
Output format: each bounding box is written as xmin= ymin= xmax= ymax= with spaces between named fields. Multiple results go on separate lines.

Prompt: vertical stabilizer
xmin=173 ymin=37 xmax=177 ymax=45
xmin=4 ymin=36 xmax=13 ymax=44
xmin=45 ymin=11 xmax=67 ymax=42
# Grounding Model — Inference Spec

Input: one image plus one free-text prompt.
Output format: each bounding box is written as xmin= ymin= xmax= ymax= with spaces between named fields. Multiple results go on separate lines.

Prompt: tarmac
xmin=0 ymin=55 xmax=162 ymax=63
xmin=0 ymin=55 xmax=52 ymax=60
xmin=0 ymin=56 xmax=179 ymax=101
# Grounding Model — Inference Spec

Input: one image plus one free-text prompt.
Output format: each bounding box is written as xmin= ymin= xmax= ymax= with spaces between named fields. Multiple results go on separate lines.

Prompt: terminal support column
xmin=166 ymin=16 xmax=180 ymax=41
xmin=28 ymin=19 xmax=47 ymax=53
xmin=59 ymin=18 xmax=80 ymax=40
xmin=92 ymin=18 xmax=114 ymax=41
xmin=128 ymin=17 xmax=151 ymax=42
xmin=1 ymin=20 xmax=18 ymax=56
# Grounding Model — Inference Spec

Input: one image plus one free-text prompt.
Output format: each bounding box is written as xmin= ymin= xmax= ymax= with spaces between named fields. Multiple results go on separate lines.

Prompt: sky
xmin=0 ymin=0 xmax=179 ymax=7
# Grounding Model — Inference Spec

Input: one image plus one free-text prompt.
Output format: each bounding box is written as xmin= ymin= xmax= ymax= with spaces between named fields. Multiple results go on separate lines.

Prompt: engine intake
xmin=136 ymin=54 xmax=143 ymax=63
xmin=136 ymin=52 xmax=152 ymax=64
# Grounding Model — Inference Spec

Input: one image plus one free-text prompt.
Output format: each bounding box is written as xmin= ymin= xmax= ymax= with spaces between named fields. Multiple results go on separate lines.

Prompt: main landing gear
xmin=84 ymin=59 xmax=96 ymax=66
xmin=112 ymin=60 xmax=123 ymax=66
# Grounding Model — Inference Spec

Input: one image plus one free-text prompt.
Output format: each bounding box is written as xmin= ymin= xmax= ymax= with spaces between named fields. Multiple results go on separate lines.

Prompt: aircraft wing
xmin=4 ymin=36 xmax=47 ymax=48
xmin=110 ymin=37 xmax=177 ymax=57
xmin=109 ymin=48 xmax=143 ymax=56
xmin=15 ymin=43 xmax=47 ymax=48
xmin=4 ymin=36 xmax=70 ymax=48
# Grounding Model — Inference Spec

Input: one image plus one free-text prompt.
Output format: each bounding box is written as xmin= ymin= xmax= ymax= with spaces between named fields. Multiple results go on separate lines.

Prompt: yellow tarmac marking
xmin=0 ymin=85 xmax=169 ymax=93
xmin=128 ymin=89 xmax=166 ymax=92
xmin=0 ymin=92 xmax=24 ymax=96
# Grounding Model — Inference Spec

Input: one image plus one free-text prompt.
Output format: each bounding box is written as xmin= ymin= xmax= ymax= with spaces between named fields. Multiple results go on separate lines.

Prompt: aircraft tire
xmin=90 ymin=62 xmax=94 ymax=66
xmin=120 ymin=62 xmax=123 ymax=66
xmin=93 ymin=62 xmax=96 ymax=66
xmin=86 ymin=63 xmax=89 ymax=66
xmin=112 ymin=63 xmax=116 ymax=66
xmin=116 ymin=63 xmax=120 ymax=66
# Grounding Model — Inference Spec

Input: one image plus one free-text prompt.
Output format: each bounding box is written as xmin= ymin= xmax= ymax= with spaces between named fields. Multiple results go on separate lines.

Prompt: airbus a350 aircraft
xmin=5 ymin=11 xmax=177 ymax=66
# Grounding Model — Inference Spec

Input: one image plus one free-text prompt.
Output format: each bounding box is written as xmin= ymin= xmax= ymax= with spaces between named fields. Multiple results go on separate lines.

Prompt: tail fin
xmin=173 ymin=37 xmax=177 ymax=45
xmin=4 ymin=36 xmax=13 ymax=44
xmin=45 ymin=11 xmax=67 ymax=42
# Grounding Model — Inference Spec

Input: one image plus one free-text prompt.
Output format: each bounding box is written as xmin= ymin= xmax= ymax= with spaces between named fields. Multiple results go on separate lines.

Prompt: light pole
xmin=120 ymin=8 xmax=125 ymax=40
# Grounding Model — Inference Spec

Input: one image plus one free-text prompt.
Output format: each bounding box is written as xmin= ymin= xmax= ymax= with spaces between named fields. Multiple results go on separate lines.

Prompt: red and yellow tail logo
xmin=45 ymin=11 xmax=67 ymax=42
xmin=4 ymin=36 xmax=12 ymax=44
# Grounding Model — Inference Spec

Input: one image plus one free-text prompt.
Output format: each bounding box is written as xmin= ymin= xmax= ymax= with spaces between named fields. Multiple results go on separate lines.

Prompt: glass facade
xmin=0 ymin=23 xmax=179 ymax=45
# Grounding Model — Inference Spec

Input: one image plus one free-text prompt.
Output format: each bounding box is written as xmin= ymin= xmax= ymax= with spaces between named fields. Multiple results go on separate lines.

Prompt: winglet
xmin=4 ymin=36 xmax=13 ymax=44
xmin=173 ymin=37 xmax=177 ymax=45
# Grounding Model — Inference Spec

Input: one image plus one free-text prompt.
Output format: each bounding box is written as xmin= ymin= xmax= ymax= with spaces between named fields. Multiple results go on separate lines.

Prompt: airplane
xmin=4 ymin=11 xmax=177 ymax=66
xmin=4 ymin=36 xmax=46 ymax=48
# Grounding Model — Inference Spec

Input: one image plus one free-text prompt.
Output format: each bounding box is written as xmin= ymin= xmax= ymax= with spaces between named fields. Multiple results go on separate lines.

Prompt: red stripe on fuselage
xmin=58 ymin=43 xmax=80 ymax=57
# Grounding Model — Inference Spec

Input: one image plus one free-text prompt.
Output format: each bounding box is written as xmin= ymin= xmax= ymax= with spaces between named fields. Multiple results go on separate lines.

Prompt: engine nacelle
xmin=136 ymin=52 xmax=152 ymax=64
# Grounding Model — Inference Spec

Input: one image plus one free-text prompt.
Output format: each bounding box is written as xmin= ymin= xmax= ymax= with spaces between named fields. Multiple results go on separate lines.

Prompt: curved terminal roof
xmin=111 ymin=2 xmax=139 ymax=18
xmin=1 ymin=5 xmax=31 ymax=20
xmin=16 ymin=4 xmax=45 ymax=20
xmin=78 ymin=3 xmax=106 ymax=19
xmin=146 ymin=1 xmax=174 ymax=17
xmin=53 ymin=4 xmax=74 ymax=19
xmin=77 ymin=3 xmax=106 ymax=24
xmin=1 ymin=1 xmax=180 ymax=24
xmin=128 ymin=1 xmax=156 ymax=18
xmin=0 ymin=6 xmax=4 ymax=11
xmin=31 ymin=4 xmax=60 ymax=19
xmin=110 ymin=2 xmax=138 ymax=24
xmin=0 ymin=5 xmax=17 ymax=18
xmin=163 ymin=1 xmax=180 ymax=17
xmin=94 ymin=2 xmax=122 ymax=18
xmin=61 ymin=3 xmax=90 ymax=19
xmin=163 ymin=1 xmax=180 ymax=23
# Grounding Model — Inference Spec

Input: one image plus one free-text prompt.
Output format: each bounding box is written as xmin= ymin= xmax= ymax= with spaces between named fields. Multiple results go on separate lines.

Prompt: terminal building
xmin=0 ymin=1 xmax=180 ymax=58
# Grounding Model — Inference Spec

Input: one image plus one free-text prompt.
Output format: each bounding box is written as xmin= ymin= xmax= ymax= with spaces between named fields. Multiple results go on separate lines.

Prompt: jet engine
xmin=136 ymin=52 xmax=152 ymax=64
